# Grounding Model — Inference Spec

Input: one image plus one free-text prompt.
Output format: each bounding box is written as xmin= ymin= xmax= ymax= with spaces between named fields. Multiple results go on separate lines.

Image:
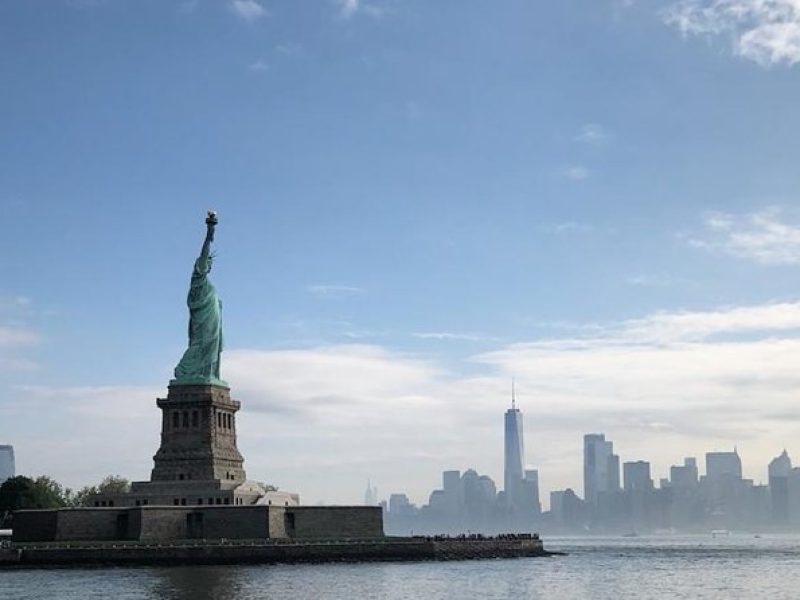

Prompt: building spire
xmin=511 ymin=377 xmax=516 ymax=410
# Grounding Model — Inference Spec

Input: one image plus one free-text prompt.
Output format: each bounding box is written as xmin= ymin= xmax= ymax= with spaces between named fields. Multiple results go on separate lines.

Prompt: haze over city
xmin=4 ymin=0 xmax=800 ymax=511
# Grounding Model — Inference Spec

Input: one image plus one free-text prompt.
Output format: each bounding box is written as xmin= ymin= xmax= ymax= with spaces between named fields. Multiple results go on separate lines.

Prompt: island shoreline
xmin=0 ymin=537 xmax=559 ymax=567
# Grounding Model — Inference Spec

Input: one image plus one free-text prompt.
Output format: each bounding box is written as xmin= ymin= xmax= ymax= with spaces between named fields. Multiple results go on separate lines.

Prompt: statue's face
xmin=194 ymin=255 xmax=212 ymax=276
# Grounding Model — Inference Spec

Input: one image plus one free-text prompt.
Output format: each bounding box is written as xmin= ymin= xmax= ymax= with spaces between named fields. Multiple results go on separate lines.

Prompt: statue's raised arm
xmin=194 ymin=211 xmax=217 ymax=277
xmin=172 ymin=211 xmax=226 ymax=387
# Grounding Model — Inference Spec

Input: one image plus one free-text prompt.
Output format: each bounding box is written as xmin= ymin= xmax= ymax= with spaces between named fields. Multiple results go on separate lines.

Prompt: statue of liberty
xmin=172 ymin=211 xmax=226 ymax=386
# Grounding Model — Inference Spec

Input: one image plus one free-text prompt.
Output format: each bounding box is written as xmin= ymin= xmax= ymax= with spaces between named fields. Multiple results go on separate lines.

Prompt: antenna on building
xmin=511 ymin=377 xmax=516 ymax=410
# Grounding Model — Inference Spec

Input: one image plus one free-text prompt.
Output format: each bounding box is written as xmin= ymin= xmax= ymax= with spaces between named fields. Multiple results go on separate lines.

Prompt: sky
xmin=3 ymin=0 xmax=800 ymax=507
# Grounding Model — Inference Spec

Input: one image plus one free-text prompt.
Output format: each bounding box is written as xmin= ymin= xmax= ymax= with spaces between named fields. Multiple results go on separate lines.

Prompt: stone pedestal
xmin=93 ymin=383 xmax=286 ymax=508
xmin=150 ymin=384 xmax=246 ymax=484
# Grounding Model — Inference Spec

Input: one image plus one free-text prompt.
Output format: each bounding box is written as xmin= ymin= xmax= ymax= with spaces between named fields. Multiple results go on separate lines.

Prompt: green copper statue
xmin=172 ymin=211 xmax=227 ymax=387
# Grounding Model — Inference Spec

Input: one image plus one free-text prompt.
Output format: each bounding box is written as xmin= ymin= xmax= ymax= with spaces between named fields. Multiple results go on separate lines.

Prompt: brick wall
xmin=288 ymin=507 xmax=384 ymax=539
xmin=137 ymin=508 xmax=189 ymax=541
xmin=199 ymin=506 xmax=268 ymax=539
xmin=11 ymin=510 xmax=58 ymax=542
xmin=13 ymin=505 xmax=384 ymax=542
xmin=56 ymin=509 xmax=123 ymax=541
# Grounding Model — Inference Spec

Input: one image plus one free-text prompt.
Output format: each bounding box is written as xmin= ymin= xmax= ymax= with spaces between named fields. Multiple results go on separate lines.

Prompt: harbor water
xmin=3 ymin=534 xmax=800 ymax=599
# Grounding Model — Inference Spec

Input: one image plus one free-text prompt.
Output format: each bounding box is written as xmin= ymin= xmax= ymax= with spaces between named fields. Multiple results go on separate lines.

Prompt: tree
xmin=71 ymin=475 xmax=130 ymax=507
xmin=0 ymin=475 xmax=71 ymax=526
xmin=31 ymin=476 xmax=72 ymax=508
xmin=96 ymin=475 xmax=130 ymax=495
xmin=0 ymin=476 xmax=37 ymax=513
xmin=0 ymin=476 xmax=70 ymax=511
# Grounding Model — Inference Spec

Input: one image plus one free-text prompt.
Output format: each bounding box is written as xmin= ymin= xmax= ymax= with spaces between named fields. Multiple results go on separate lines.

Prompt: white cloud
xmin=562 ymin=165 xmax=590 ymax=180
xmin=13 ymin=385 xmax=157 ymax=420
xmin=0 ymin=326 xmax=39 ymax=347
xmin=248 ymin=59 xmax=270 ymax=72
xmin=5 ymin=385 xmax=161 ymax=484
xmin=625 ymin=274 xmax=688 ymax=287
xmin=664 ymin=0 xmax=800 ymax=66
xmin=338 ymin=0 xmax=359 ymax=17
xmin=412 ymin=332 xmax=486 ymax=342
xmin=307 ymin=284 xmax=365 ymax=296
xmin=540 ymin=222 xmax=618 ymax=236
xmin=542 ymin=222 xmax=596 ymax=235
xmin=4 ymin=296 xmax=31 ymax=308
xmin=187 ymin=346 xmax=461 ymax=500
xmin=178 ymin=0 xmax=199 ymax=14
xmin=230 ymin=0 xmax=267 ymax=22
xmin=686 ymin=208 xmax=800 ymax=264
xmin=226 ymin=345 xmax=441 ymax=413
xmin=575 ymin=123 xmax=609 ymax=145
xmin=0 ymin=297 xmax=42 ymax=370
xmin=619 ymin=301 xmax=800 ymax=342
xmin=276 ymin=43 xmax=303 ymax=56
xmin=335 ymin=0 xmax=383 ymax=19
xmin=0 ymin=325 xmax=40 ymax=371
xmin=0 ymin=296 xmax=34 ymax=318
xmin=0 ymin=358 xmax=39 ymax=371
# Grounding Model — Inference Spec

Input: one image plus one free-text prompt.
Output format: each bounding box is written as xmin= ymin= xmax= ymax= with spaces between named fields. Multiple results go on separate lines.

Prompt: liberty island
xmin=0 ymin=213 xmax=549 ymax=566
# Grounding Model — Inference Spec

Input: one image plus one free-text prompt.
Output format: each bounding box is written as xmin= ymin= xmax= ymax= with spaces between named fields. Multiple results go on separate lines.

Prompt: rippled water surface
xmin=4 ymin=534 xmax=800 ymax=599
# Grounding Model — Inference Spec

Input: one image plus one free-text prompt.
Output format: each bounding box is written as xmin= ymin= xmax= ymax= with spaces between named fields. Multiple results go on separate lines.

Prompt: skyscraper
xmin=583 ymin=433 xmax=620 ymax=505
xmin=503 ymin=382 xmax=525 ymax=502
xmin=706 ymin=450 xmax=742 ymax=481
xmin=364 ymin=479 xmax=379 ymax=506
xmin=670 ymin=457 xmax=698 ymax=488
xmin=769 ymin=450 xmax=792 ymax=523
xmin=523 ymin=469 xmax=542 ymax=514
xmin=0 ymin=445 xmax=14 ymax=483
xmin=623 ymin=461 xmax=653 ymax=492
xmin=442 ymin=470 xmax=464 ymax=515
xmin=388 ymin=493 xmax=414 ymax=516
xmin=503 ymin=381 xmax=540 ymax=514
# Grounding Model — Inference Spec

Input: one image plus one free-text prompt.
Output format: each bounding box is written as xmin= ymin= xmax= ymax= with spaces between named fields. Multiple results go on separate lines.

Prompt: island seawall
xmin=0 ymin=536 xmax=551 ymax=567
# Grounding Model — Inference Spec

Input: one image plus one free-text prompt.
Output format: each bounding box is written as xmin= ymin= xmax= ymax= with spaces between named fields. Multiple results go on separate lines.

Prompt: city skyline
xmin=381 ymin=399 xmax=800 ymax=533
xmin=382 ymin=405 xmax=800 ymax=530
xmin=4 ymin=1 xmax=800 ymax=505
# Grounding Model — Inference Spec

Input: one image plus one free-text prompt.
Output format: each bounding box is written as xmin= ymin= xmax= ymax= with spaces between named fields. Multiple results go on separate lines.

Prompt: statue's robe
xmin=173 ymin=256 xmax=223 ymax=383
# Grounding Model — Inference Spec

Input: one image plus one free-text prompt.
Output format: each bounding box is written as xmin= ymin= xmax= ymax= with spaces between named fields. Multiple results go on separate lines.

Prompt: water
xmin=3 ymin=534 xmax=800 ymax=599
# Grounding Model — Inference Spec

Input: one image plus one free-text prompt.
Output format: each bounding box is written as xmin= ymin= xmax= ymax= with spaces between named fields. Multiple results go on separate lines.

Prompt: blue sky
xmin=3 ymin=0 xmax=800 ymax=505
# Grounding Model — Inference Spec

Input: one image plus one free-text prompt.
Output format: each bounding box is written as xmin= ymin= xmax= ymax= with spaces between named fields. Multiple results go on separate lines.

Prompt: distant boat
xmin=622 ymin=532 xmax=639 ymax=538
xmin=711 ymin=529 xmax=730 ymax=537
